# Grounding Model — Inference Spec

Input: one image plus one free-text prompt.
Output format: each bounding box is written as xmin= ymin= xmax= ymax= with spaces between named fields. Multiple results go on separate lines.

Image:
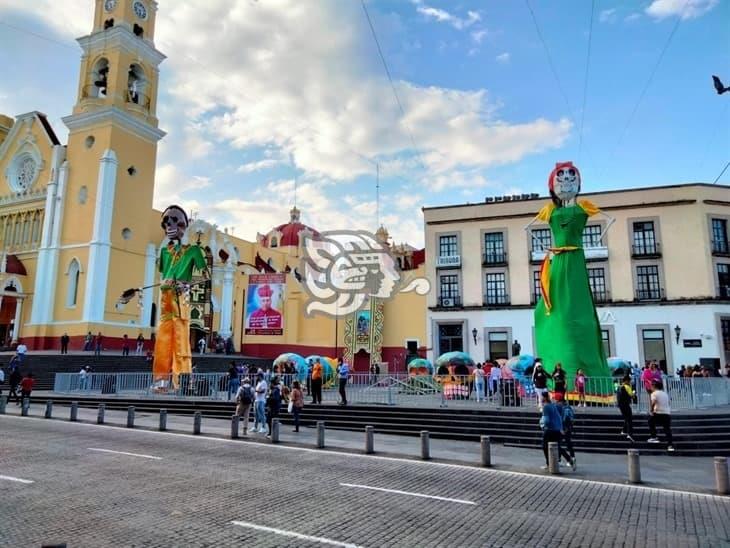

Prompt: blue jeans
xmin=255 ymin=400 xmax=266 ymax=429
xmin=228 ymin=378 xmax=240 ymax=400
xmin=475 ymin=380 xmax=485 ymax=400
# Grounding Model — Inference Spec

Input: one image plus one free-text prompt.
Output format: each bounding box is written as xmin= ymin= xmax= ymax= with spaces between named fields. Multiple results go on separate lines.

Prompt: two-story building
xmin=423 ymin=183 xmax=730 ymax=373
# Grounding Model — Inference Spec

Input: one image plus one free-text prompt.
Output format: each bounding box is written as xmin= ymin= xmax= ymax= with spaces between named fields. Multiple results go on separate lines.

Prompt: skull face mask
xmin=161 ymin=205 xmax=188 ymax=242
xmin=548 ymin=162 xmax=581 ymax=205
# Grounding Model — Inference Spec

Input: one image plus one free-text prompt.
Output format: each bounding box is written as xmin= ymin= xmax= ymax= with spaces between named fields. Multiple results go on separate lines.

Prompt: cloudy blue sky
xmin=0 ymin=0 xmax=728 ymax=247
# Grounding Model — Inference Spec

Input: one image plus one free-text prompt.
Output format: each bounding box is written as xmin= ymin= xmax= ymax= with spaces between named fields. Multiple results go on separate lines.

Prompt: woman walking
xmin=617 ymin=375 xmax=635 ymax=442
xmin=291 ymin=381 xmax=304 ymax=432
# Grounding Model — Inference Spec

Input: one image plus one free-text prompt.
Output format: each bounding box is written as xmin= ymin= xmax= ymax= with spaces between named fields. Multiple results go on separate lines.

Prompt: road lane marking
xmin=231 ymin=520 xmax=363 ymax=547
xmin=0 ymin=474 xmax=34 ymax=484
xmin=340 ymin=482 xmax=475 ymax=505
xmin=88 ymin=448 xmax=162 ymax=460
xmin=3 ymin=414 xmax=727 ymax=500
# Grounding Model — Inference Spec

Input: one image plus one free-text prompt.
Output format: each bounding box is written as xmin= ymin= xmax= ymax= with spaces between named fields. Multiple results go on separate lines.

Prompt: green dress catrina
xmin=534 ymin=199 xmax=611 ymax=393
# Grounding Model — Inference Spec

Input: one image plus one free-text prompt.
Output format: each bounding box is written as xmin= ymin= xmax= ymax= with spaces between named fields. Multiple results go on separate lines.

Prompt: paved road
xmin=2 ymin=415 xmax=729 ymax=547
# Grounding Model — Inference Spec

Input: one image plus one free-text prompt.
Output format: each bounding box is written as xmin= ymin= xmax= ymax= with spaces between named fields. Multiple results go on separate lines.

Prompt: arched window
xmin=127 ymin=64 xmax=145 ymax=106
xmin=91 ymin=58 xmax=110 ymax=97
xmin=67 ymin=259 xmax=80 ymax=307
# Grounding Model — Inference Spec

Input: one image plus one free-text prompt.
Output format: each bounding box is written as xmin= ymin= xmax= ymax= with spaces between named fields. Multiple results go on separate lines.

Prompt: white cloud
xmin=471 ymin=29 xmax=488 ymax=44
xmin=236 ymin=158 xmax=282 ymax=174
xmin=599 ymin=8 xmax=618 ymax=23
xmin=645 ymin=0 xmax=719 ymax=20
xmin=154 ymin=164 xmax=211 ymax=211
xmin=495 ymin=52 xmax=510 ymax=64
xmin=625 ymin=13 xmax=642 ymax=22
xmin=417 ymin=6 xmax=481 ymax=30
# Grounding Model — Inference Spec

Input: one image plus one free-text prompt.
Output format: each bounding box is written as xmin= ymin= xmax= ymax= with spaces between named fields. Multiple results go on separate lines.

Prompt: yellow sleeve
xmin=578 ymin=199 xmax=601 ymax=217
xmin=535 ymin=202 xmax=555 ymax=222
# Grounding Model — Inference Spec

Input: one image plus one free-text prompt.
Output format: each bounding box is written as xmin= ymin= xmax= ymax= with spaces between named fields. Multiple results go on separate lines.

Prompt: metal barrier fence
xmin=53 ymin=372 xmax=730 ymax=410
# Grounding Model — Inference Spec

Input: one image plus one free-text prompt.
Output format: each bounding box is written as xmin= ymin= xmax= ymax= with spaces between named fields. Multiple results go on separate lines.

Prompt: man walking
xmin=617 ymin=375 xmax=635 ymax=442
xmin=540 ymin=392 xmax=575 ymax=470
xmin=60 ymin=333 xmax=70 ymax=354
xmin=489 ymin=363 xmax=502 ymax=400
xmin=337 ymin=357 xmax=349 ymax=406
xmin=235 ymin=377 xmax=254 ymax=435
xmin=647 ymin=380 xmax=674 ymax=451
xmin=7 ymin=367 xmax=21 ymax=404
xmin=16 ymin=342 xmax=27 ymax=364
xmin=254 ymin=373 xmax=268 ymax=434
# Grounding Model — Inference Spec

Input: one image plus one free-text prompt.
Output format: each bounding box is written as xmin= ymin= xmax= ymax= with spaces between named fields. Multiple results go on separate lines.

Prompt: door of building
xmin=642 ymin=328 xmax=668 ymax=373
xmin=353 ymin=349 xmax=370 ymax=373
xmin=721 ymin=318 xmax=730 ymax=365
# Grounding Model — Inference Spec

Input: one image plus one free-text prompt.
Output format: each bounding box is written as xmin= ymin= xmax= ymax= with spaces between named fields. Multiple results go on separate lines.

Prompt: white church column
xmin=83 ymin=149 xmax=117 ymax=322
xmin=11 ymin=296 xmax=23 ymax=342
xmin=218 ymin=263 xmax=235 ymax=338
xmin=141 ymin=243 xmax=157 ymax=326
xmin=30 ymin=146 xmax=65 ymax=324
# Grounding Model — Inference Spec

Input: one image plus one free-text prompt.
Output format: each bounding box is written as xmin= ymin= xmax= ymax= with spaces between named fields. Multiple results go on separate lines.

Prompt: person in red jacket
xmin=20 ymin=372 xmax=35 ymax=402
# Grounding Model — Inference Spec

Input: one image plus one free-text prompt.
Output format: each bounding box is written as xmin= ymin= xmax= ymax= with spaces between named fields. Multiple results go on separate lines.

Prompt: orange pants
xmin=152 ymin=288 xmax=192 ymax=387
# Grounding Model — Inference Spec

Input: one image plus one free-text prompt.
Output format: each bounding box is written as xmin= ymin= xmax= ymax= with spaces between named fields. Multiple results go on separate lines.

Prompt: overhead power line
xmin=713 ymin=161 xmax=730 ymax=184
xmin=578 ymin=0 xmax=596 ymax=162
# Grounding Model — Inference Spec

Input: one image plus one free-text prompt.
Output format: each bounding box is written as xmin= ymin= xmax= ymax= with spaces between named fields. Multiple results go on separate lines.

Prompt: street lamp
xmin=472 ymin=328 xmax=478 ymax=345
xmin=674 ymin=325 xmax=681 ymax=344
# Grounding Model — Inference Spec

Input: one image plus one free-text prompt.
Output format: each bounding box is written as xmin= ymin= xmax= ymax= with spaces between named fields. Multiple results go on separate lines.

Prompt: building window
xmin=636 ymin=265 xmax=662 ymax=300
xmin=483 ymin=232 xmax=506 ymax=264
xmin=632 ymin=221 xmax=659 ymax=256
xmin=532 ymin=270 xmax=542 ymax=304
xmin=718 ymin=263 xmax=730 ymax=298
xmin=438 ymin=324 xmax=463 ymax=355
xmin=439 ymin=235 xmax=458 ymax=257
xmin=601 ymin=329 xmax=611 ymax=358
xmin=488 ymin=331 xmax=509 ymax=360
xmin=67 ymin=259 xmax=80 ymax=307
xmin=712 ymin=219 xmax=729 ymax=254
xmin=531 ymin=228 xmax=552 ymax=252
xmin=582 ymin=225 xmax=602 ymax=248
xmin=588 ymin=267 xmax=608 ymax=303
xmin=485 ymin=272 xmax=508 ymax=305
xmin=439 ymin=274 xmax=460 ymax=306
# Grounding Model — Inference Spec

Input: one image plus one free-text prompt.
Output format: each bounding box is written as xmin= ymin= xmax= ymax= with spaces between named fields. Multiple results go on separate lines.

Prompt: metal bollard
xmin=159 ymin=409 xmax=167 ymax=431
xmin=97 ymin=403 xmax=105 ymax=424
xmin=70 ymin=401 xmax=78 ymax=422
xmin=45 ymin=400 xmax=53 ymax=419
xmin=316 ymin=421 xmax=325 ymax=448
xmin=420 ymin=430 xmax=430 ymax=460
xmin=0 ymin=396 xmax=6 ymax=415
xmin=714 ymin=456 xmax=729 ymax=496
xmin=230 ymin=415 xmax=240 ymax=439
xmin=21 ymin=398 xmax=29 ymax=416
xmin=126 ymin=406 xmax=135 ymax=428
xmin=271 ymin=418 xmax=280 ymax=443
xmin=193 ymin=411 xmax=201 ymax=435
xmin=548 ymin=442 xmax=559 ymax=474
xmin=628 ymin=449 xmax=642 ymax=484
xmin=480 ymin=435 xmax=492 ymax=467
xmin=365 ymin=426 xmax=375 ymax=454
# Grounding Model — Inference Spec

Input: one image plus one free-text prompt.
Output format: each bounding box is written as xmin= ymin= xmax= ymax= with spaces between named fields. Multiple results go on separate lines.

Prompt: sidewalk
xmin=4 ymin=401 xmax=725 ymax=496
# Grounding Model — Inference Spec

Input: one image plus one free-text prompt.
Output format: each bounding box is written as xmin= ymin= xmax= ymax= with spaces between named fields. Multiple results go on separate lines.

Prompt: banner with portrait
xmin=245 ymin=273 xmax=286 ymax=335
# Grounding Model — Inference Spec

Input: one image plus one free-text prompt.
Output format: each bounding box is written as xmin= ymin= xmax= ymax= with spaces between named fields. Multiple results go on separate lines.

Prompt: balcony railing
xmin=718 ymin=285 xmax=730 ymax=299
xmin=436 ymin=255 xmax=461 ymax=269
xmin=483 ymin=293 xmax=510 ymax=306
xmin=712 ymin=239 xmax=730 ymax=256
xmin=437 ymin=295 xmax=462 ymax=308
xmin=482 ymin=251 xmax=507 ymax=266
xmin=631 ymin=242 xmax=662 ymax=258
xmin=635 ymin=288 xmax=665 ymax=301
xmin=591 ymin=290 xmax=611 ymax=304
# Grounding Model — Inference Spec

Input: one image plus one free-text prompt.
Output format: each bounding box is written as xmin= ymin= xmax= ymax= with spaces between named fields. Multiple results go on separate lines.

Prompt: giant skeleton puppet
xmin=525 ymin=162 xmax=613 ymax=398
xmin=153 ymin=205 xmax=208 ymax=387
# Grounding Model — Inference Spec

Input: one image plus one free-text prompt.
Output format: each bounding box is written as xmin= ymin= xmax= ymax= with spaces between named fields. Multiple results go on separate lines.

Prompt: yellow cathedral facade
xmin=0 ymin=0 xmax=426 ymax=371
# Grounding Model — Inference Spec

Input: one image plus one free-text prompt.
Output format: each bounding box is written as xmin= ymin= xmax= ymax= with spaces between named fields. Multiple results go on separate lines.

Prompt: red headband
xmin=548 ymin=162 xmax=580 ymax=193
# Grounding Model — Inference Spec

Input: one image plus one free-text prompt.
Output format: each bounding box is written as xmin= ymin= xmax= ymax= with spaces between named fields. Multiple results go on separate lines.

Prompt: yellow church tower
xmin=30 ymin=0 xmax=165 ymax=339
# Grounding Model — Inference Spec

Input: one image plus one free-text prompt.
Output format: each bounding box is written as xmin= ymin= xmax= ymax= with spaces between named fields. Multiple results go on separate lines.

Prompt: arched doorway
xmin=0 ymin=292 xmax=17 ymax=347
xmin=353 ymin=349 xmax=370 ymax=373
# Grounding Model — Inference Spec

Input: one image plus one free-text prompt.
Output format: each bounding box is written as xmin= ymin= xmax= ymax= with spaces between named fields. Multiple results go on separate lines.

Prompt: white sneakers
xmin=647 ymin=437 xmax=660 ymax=443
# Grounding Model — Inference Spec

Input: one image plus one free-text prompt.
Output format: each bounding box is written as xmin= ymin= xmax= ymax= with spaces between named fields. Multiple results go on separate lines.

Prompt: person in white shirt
xmin=489 ymin=364 xmax=502 ymax=398
xmin=254 ymin=374 xmax=268 ymax=433
xmin=16 ymin=343 xmax=27 ymax=364
xmin=473 ymin=364 xmax=485 ymax=402
xmin=647 ymin=380 xmax=674 ymax=451
xmin=198 ymin=338 xmax=206 ymax=355
xmin=79 ymin=366 xmax=88 ymax=391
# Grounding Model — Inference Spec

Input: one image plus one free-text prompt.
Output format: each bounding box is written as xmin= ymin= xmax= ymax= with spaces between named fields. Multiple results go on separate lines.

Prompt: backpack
xmin=561 ymin=404 xmax=575 ymax=430
xmin=237 ymin=386 xmax=253 ymax=405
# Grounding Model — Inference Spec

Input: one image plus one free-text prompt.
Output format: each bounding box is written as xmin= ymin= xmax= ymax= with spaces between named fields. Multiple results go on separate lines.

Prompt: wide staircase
xmin=0 ymin=354 xmax=272 ymax=390
xmin=21 ymin=392 xmax=730 ymax=457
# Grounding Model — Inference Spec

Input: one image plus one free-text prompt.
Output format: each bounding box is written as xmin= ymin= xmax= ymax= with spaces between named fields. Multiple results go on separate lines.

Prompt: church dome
xmin=262 ymin=207 xmax=319 ymax=248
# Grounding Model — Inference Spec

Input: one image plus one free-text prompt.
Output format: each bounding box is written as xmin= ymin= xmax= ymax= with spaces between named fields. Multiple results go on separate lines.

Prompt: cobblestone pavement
xmin=1 ymin=414 xmax=729 ymax=547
